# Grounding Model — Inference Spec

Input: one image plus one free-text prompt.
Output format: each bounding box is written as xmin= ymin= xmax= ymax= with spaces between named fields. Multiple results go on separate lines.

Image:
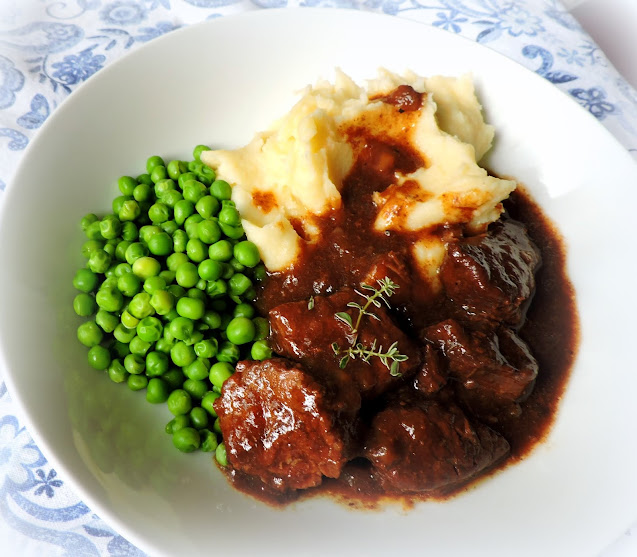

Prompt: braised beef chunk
xmin=440 ymin=220 xmax=540 ymax=326
xmin=424 ymin=319 xmax=538 ymax=422
xmin=269 ymin=289 xmax=421 ymax=399
xmin=365 ymin=396 xmax=509 ymax=492
xmin=214 ymin=358 xmax=352 ymax=492
xmin=413 ymin=343 xmax=447 ymax=396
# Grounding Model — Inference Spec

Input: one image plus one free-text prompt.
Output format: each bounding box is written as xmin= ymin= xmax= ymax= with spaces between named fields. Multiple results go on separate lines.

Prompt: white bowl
xmin=1 ymin=9 xmax=637 ymax=557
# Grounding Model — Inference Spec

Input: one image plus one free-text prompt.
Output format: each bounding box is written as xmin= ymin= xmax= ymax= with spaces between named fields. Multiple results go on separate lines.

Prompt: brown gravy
xmin=220 ymin=86 xmax=579 ymax=508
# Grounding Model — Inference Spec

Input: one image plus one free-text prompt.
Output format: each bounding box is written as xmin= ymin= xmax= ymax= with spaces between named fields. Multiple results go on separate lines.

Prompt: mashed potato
xmin=201 ymin=69 xmax=515 ymax=278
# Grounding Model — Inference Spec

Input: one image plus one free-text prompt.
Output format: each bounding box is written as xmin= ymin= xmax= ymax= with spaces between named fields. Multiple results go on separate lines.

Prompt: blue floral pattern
xmin=0 ymin=1 xmax=636 ymax=556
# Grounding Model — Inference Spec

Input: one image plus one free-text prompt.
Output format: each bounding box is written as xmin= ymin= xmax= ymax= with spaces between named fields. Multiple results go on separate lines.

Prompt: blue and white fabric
xmin=0 ymin=1 xmax=636 ymax=555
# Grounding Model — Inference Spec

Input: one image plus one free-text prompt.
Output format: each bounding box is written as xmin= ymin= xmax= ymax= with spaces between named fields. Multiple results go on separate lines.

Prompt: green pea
xmin=136 ymin=316 xmax=163 ymax=343
xmin=218 ymin=201 xmax=241 ymax=227
xmin=133 ymin=183 xmax=152 ymax=202
xmin=85 ymin=221 xmax=103 ymax=240
xmin=88 ymin=249 xmax=112 ymax=274
xmin=215 ymin=442 xmax=228 ymax=466
xmin=182 ymin=180 xmax=207 ymax=203
xmin=87 ymin=345 xmax=111 ymax=370
xmin=119 ymin=199 xmax=141 ymax=222
xmin=137 ymin=173 xmax=153 ymax=185
xmin=146 ymin=155 xmax=165 ymax=174
xmin=127 ymin=374 xmax=148 ymax=391
xmin=233 ymin=240 xmax=260 ymax=268
xmin=150 ymin=289 xmax=174 ymax=315
xmin=186 ymin=238 xmax=207 ymax=263
xmin=197 ymin=219 xmax=221 ymax=245
xmin=143 ymin=276 xmax=166 ymax=295
xmin=174 ymin=199 xmax=195 ymax=225
xmin=175 ymin=262 xmax=199 ymax=288
xmin=124 ymin=353 xmax=146 ymax=375
xmin=213 ymin=417 xmax=223 ymax=434
xmin=170 ymin=341 xmax=196 ymax=367
xmin=114 ymin=240 xmax=131 ymax=262
xmin=210 ymin=180 xmax=232 ymax=200
xmin=167 ymin=389 xmax=192 ymax=416
xmin=95 ymin=309 xmax=119 ymax=333
xmin=216 ymin=341 xmax=240 ymax=364
xmin=233 ymin=303 xmax=255 ymax=319
xmin=208 ymin=240 xmax=233 ymax=261
xmin=165 ymin=414 xmax=190 ymax=434
xmin=146 ymin=378 xmax=170 ymax=404
xmin=184 ymin=358 xmax=210 ymax=381
xmin=197 ymin=259 xmax=222 ymax=282
xmin=139 ymin=224 xmax=162 ymax=244
xmin=118 ymin=176 xmax=137 ymax=196
xmin=195 ymin=195 xmax=220 ymax=219
xmin=128 ymin=292 xmax=154 ymax=319
xmin=209 ymin=361 xmax=234 ymax=390
xmin=80 ymin=213 xmax=99 ymax=231
xmin=225 ymin=316 xmax=255 ymax=345
xmin=219 ymin=222 xmax=245 ymax=240
xmin=194 ymin=338 xmax=218 ymax=359
xmin=183 ymin=378 xmax=208 ymax=400
xmin=129 ymin=336 xmax=152 ymax=357
xmin=167 ymin=159 xmax=187 ymax=180
xmin=184 ymin=214 xmax=203 ymax=239
xmin=73 ymin=268 xmax=99 ymax=293
xmin=201 ymin=391 xmax=220 ymax=417
xmin=117 ymin=272 xmax=141 ymax=297
xmin=145 ymin=351 xmax=169 ymax=377
xmin=163 ymin=368 xmax=185 ymax=391
xmin=178 ymin=172 xmax=197 ymax=189
xmin=253 ymin=317 xmax=270 ymax=340
xmin=99 ymin=215 xmax=122 ymax=240
xmin=193 ymin=144 xmax=211 ymax=161
xmin=199 ymin=429 xmax=218 ymax=453
xmin=95 ymin=285 xmax=124 ymax=313
xmin=112 ymin=196 xmax=129 ymax=216
xmin=206 ymin=279 xmax=227 ymax=299
xmin=113 ymin=323 xmax=136 ymax=344
xmin=160 ymin=218 xmax=179 ymax=235
xmin=172 ymin=427 xmax=200 ymax=452
xmin=154 ymin=178 xmax=176 ymax=198
xmin=202 ymin=310 xmax=222 ymax=329
xmin=166 ymin=252 xmax=189 ymax=272
xmin=167 ymin=284 xmax=186 ymax=300
xmin=114 ymin=262 xmax=132 ymax=277
xmin=132 ymin=256 xmax=161 ymax=279
xmin=77 ymin=321 xmax=103 ymax=347
xmin=189 ymin=406 xmax=208 ymax=430
xmin=73 ymin=293 xmax=97 ymax=317
xmin=111 ymin=341 xmax=131 ymax=359
xmin=120 ymin=309 xmax=140 ymax=329
xmin=81 ymin=239 xmax=105 ymax=259
xmin=150 ymin=165 xmax=168 ymax=184
xmin=172 ymin=229 xmax=188 ymax=253
xmin=125 ymin=242 xmax=149 ymax=265
xmin=108 ymin=359 xmax=129 ymax=383
xmin=121 ymin=221 xmax=138 ymax=242
xmin=228 ymin=273 xmax=252 ymax=296
xmin=176 ymin=296 xmax=205 ymax=320
xmin=251 ymin=339 xmax=273 ymax=360
xmin=154 ymin=337 xmax=175 ymax=355
xmin=148 ymin=202 xmax=170 ymax=224
xmin=159 ymin=269 xmax=176 ymax=284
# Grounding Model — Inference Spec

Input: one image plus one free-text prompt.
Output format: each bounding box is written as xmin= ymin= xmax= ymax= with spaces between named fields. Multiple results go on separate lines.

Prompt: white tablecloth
xmin=1 ymin=1 xmax=636 ymax=555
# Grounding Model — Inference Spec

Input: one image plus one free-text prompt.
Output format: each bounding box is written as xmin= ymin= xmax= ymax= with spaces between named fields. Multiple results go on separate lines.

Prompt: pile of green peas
xmin=72 ymin=146 xmax=273 ymax=462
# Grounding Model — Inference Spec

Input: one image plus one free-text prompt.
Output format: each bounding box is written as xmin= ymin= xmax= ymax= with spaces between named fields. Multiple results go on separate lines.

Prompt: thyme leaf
xmin=332 ymin=277 xmax=407 ymax=377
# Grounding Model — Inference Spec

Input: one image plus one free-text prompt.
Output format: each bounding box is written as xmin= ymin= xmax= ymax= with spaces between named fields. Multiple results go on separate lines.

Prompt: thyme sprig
xmin=331 ymin=277 xmax=407 ymax=377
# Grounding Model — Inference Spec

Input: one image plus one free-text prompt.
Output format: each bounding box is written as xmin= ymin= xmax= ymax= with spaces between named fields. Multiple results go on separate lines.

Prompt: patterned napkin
xmin=0 ymin=1 xmax=636 ymax=556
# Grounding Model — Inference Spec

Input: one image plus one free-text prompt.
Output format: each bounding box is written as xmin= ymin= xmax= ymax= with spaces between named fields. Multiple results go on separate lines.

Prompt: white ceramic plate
xmin=1 ymin=9 xmax=636 ymax=557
